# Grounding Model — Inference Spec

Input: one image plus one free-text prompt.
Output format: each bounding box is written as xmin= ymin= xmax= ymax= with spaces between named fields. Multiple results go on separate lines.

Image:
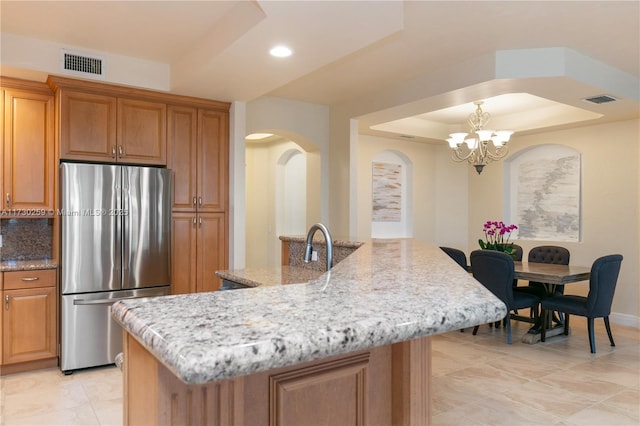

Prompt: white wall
xmin=242 ymin=97 xmax=330 ymax=267
xmin=356 ymin=133 xmax=469 ymax=246
xmin=352 ymin=119 xmax=639 ymax=325
xmin=0 ymin=33 xmax=170 ymax=91
xmin=467 ymin=119 xmax=639 ymax=325
xmin=242 ymin=96 xmax=640 ymax=327
xmin=245 ymin=139 xmax=307 ymax=268
xmin=246 ymin=96 xmax=329 ymax=225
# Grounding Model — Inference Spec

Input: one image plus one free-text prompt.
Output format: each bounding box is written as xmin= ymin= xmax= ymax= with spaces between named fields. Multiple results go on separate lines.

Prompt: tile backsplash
xmin=0 ymin=218 xmax=53 ymax=261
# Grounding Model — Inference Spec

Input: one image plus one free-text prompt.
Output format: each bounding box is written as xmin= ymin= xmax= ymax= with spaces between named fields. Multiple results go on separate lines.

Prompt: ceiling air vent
xmin=583 ymin=95 xmax=617 ymax=104
xmin=60 ymin=49 xmax=105 ymax=78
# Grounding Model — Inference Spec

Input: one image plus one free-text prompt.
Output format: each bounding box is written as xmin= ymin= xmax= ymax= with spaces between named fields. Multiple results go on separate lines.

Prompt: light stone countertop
xmin=279 ymin=234 xmax=364 ymax=248
xmin=0 ymin=259 xmax=58 ymax=271
xmin=111 ymin=239 xmax=507 ymax=385
xmin=215 ymin=265 xmax=324 ymax=287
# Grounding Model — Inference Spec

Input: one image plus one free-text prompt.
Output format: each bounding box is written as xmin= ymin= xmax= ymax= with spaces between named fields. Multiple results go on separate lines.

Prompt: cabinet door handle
xmin=198 ymin=197 xmax=203 ymax=207
xmin=193 ymin=197 xmax=197 ymax=207
xmin=118 ymin=146 xmax=124 ymax=157
xmin=193 ymin=216 xmax=196 ymax=226
xmin=199 ymin=216 xmax=202 ymax=226
xmin=6 ymin=193 xmax=10 ymax=207
xmin=5 ymin=295 xmax=9 ymax=310
xmin=111 ymin=146 xmax=117 ymax=158
xmin=21 ymin=277 xmax=40 ymax=282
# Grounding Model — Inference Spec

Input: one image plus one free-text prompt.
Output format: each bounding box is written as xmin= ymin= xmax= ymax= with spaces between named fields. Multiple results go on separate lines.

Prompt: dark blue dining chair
xmin=540 ymin=254 xmax=623 ymax=353
xmin=440 ymin=246 xmax=467 ymax=270
xmin=470 ymin=250 xmax=541 ymax=344
xmin=522 ymin=246 xmax=571 ymax=298
xmin=515 ymin=246 xmax=571 ymax=324
xmin=440 ymin=246 xmax=469 ymax=333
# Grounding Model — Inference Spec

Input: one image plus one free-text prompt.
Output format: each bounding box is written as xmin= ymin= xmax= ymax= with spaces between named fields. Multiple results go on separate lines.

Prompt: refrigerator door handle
xmin=119 ymin=168 xmax=127 ymax=287
xmin=73 ymin=295 xmax=153 ymax=306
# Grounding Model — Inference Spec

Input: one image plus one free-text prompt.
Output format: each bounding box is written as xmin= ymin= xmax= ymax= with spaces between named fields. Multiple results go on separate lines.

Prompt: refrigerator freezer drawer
xmin=61 ymin=286 xmax=170 ymax=373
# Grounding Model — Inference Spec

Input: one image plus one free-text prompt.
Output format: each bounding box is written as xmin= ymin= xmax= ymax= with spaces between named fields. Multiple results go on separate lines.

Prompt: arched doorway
xmin=245 ymin=133 xmax=317 ymax=267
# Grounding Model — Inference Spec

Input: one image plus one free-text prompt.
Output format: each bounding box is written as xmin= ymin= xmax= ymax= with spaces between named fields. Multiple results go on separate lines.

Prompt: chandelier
xmin=446 ymin=101 xmax=513 ymax=174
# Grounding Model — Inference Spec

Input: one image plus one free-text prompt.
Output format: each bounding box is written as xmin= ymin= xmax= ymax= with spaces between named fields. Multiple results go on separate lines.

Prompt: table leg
xmin=522 ymin=283 xmax=567 ymax=344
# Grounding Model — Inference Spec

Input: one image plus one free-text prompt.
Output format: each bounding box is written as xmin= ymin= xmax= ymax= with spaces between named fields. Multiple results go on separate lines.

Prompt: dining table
xmin=513 ymin=261 xmax=591 ymax=344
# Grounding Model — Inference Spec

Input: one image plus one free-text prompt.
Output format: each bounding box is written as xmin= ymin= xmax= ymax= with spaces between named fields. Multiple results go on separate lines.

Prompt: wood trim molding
xmin=0 ymin=77 xmax=52 ymax=94
xmin=0 ymin=357 xmax=57 ymax=376
xmin=392 ymin=336 xmax=431 ymax=426
xmin=46 ymin=75 xmax=230 ymax=111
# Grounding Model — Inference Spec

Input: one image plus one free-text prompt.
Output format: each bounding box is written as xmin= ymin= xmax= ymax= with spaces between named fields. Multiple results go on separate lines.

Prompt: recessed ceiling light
xmin=269 ymin=45 xmax=293 ymax=58
xmin=246 ymin=133 xmax=274 ymax=140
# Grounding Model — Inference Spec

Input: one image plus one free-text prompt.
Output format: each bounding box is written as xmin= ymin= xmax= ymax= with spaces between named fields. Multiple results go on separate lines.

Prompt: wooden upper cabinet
xmin=198 ymin=109 xmax=228 ymax=212
xmin=168 ymin=106 xmax=228 ymax=213
xmin=59 ymin=90 xmax=117 ymax=162
xmin=167 ymin=105 xmax=198 ymax=212
xmin=3 ymin=87 xmax=54 ymax=211
xmin=49 ymin=77 xmax=168 ymax=165
xmin=58 ymin=90 xmax=166 ymax=165
xmin=117 ymin=98 xmax=166 ymax=165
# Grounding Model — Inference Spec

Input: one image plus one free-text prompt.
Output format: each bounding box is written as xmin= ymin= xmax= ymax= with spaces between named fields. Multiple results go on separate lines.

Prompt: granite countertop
xmin=279 ymin=234 xmax=364 ymax=248
xmin=111 ymin=239 xmax=507 ymax=385
xmin=215 ymin=266 xmax=323 ymax=287
xmin=0 ymin=259 xmax=58 ymax=271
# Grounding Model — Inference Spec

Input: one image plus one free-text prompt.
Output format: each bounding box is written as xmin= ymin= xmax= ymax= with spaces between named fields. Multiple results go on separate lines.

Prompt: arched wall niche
xmin=503 ymin=143 xmax=582 ymax=242
xmin=370 ymin=149 xmax=413 ymax=239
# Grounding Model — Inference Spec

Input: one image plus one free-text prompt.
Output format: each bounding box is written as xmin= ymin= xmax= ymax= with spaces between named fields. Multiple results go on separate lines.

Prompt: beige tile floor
xmin=0 ymin=315 xmax=638 ymax=425
xmin=431 ymin=315 xmax=640 ymax=426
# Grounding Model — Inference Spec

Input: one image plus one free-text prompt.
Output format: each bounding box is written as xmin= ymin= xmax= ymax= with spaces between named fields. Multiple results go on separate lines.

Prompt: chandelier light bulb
xmin=476 ymin=130 xmax=494 ymax=141
xmin=491 ymin=136 xmax=506 ymax=147
xmin=448 ymin=132 xmax=468 ymax=144
xmin=465 ymin=138 xmax=478 ymax=149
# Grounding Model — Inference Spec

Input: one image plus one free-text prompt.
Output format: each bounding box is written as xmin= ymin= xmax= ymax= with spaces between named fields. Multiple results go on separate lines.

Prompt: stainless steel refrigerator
xmin=60 ymin=162 xmax=171 ymax=373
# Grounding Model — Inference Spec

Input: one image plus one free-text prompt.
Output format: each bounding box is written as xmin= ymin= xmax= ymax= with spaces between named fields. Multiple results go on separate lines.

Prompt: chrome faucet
xmin=304 ymin=223 xmax=333 ymax=271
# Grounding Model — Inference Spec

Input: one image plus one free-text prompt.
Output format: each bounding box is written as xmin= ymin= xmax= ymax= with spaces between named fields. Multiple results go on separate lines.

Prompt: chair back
xmin=440 ymin=246 xmax=467 ymax=270
xmin=528 ymin=246 xmax=570 ymax=265
xmin=587 ymin=254 xmax=623 ymax=317
xmin=470 ymin=250 xmax=515 ymax=308
xmin=511 ymin=244 xmax=523 ymax=262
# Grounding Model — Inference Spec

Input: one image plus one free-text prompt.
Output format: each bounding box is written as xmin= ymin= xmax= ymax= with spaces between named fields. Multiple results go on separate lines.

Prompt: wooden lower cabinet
xmin=1 ymin=269 xmax=58 ymax=375
xmin=123 ymin=333 xmax=431 ymax=426
xmin=171 ymin=212 xmax=227 ymax=294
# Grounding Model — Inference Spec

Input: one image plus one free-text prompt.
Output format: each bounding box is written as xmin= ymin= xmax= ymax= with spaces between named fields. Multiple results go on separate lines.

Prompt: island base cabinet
xmin=123 ymin=333 xmax=431 ymax=426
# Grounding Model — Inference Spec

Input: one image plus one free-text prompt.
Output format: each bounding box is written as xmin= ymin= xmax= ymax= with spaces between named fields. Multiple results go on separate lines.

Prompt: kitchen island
xmin=112 ymin=239 xmax=506 ymax=425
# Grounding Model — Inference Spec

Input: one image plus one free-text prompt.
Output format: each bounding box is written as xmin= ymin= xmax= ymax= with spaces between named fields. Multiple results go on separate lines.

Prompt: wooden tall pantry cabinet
xmin=47 ymin=76 xmax=229 ymax=296
xmin=168 ymin=106 xmax=228 ymax=294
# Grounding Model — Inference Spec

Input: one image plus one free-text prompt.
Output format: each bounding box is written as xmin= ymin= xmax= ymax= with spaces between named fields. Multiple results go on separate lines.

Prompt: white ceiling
xmin=1 ymin=1 xmax=638 ymax=142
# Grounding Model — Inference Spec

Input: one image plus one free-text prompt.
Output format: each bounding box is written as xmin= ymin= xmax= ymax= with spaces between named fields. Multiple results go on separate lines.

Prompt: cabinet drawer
xmin=4 ymin=269 xmax=56 ymax=290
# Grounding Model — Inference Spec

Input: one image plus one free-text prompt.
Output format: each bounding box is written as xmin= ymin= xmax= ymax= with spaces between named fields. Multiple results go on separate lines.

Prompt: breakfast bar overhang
xmin=111 ymin=239 xmax=507 ymax=425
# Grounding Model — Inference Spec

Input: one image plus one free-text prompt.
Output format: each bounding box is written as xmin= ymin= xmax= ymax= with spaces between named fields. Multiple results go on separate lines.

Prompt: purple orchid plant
xmin=478 ymin=220 xmax=518 ymax=257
